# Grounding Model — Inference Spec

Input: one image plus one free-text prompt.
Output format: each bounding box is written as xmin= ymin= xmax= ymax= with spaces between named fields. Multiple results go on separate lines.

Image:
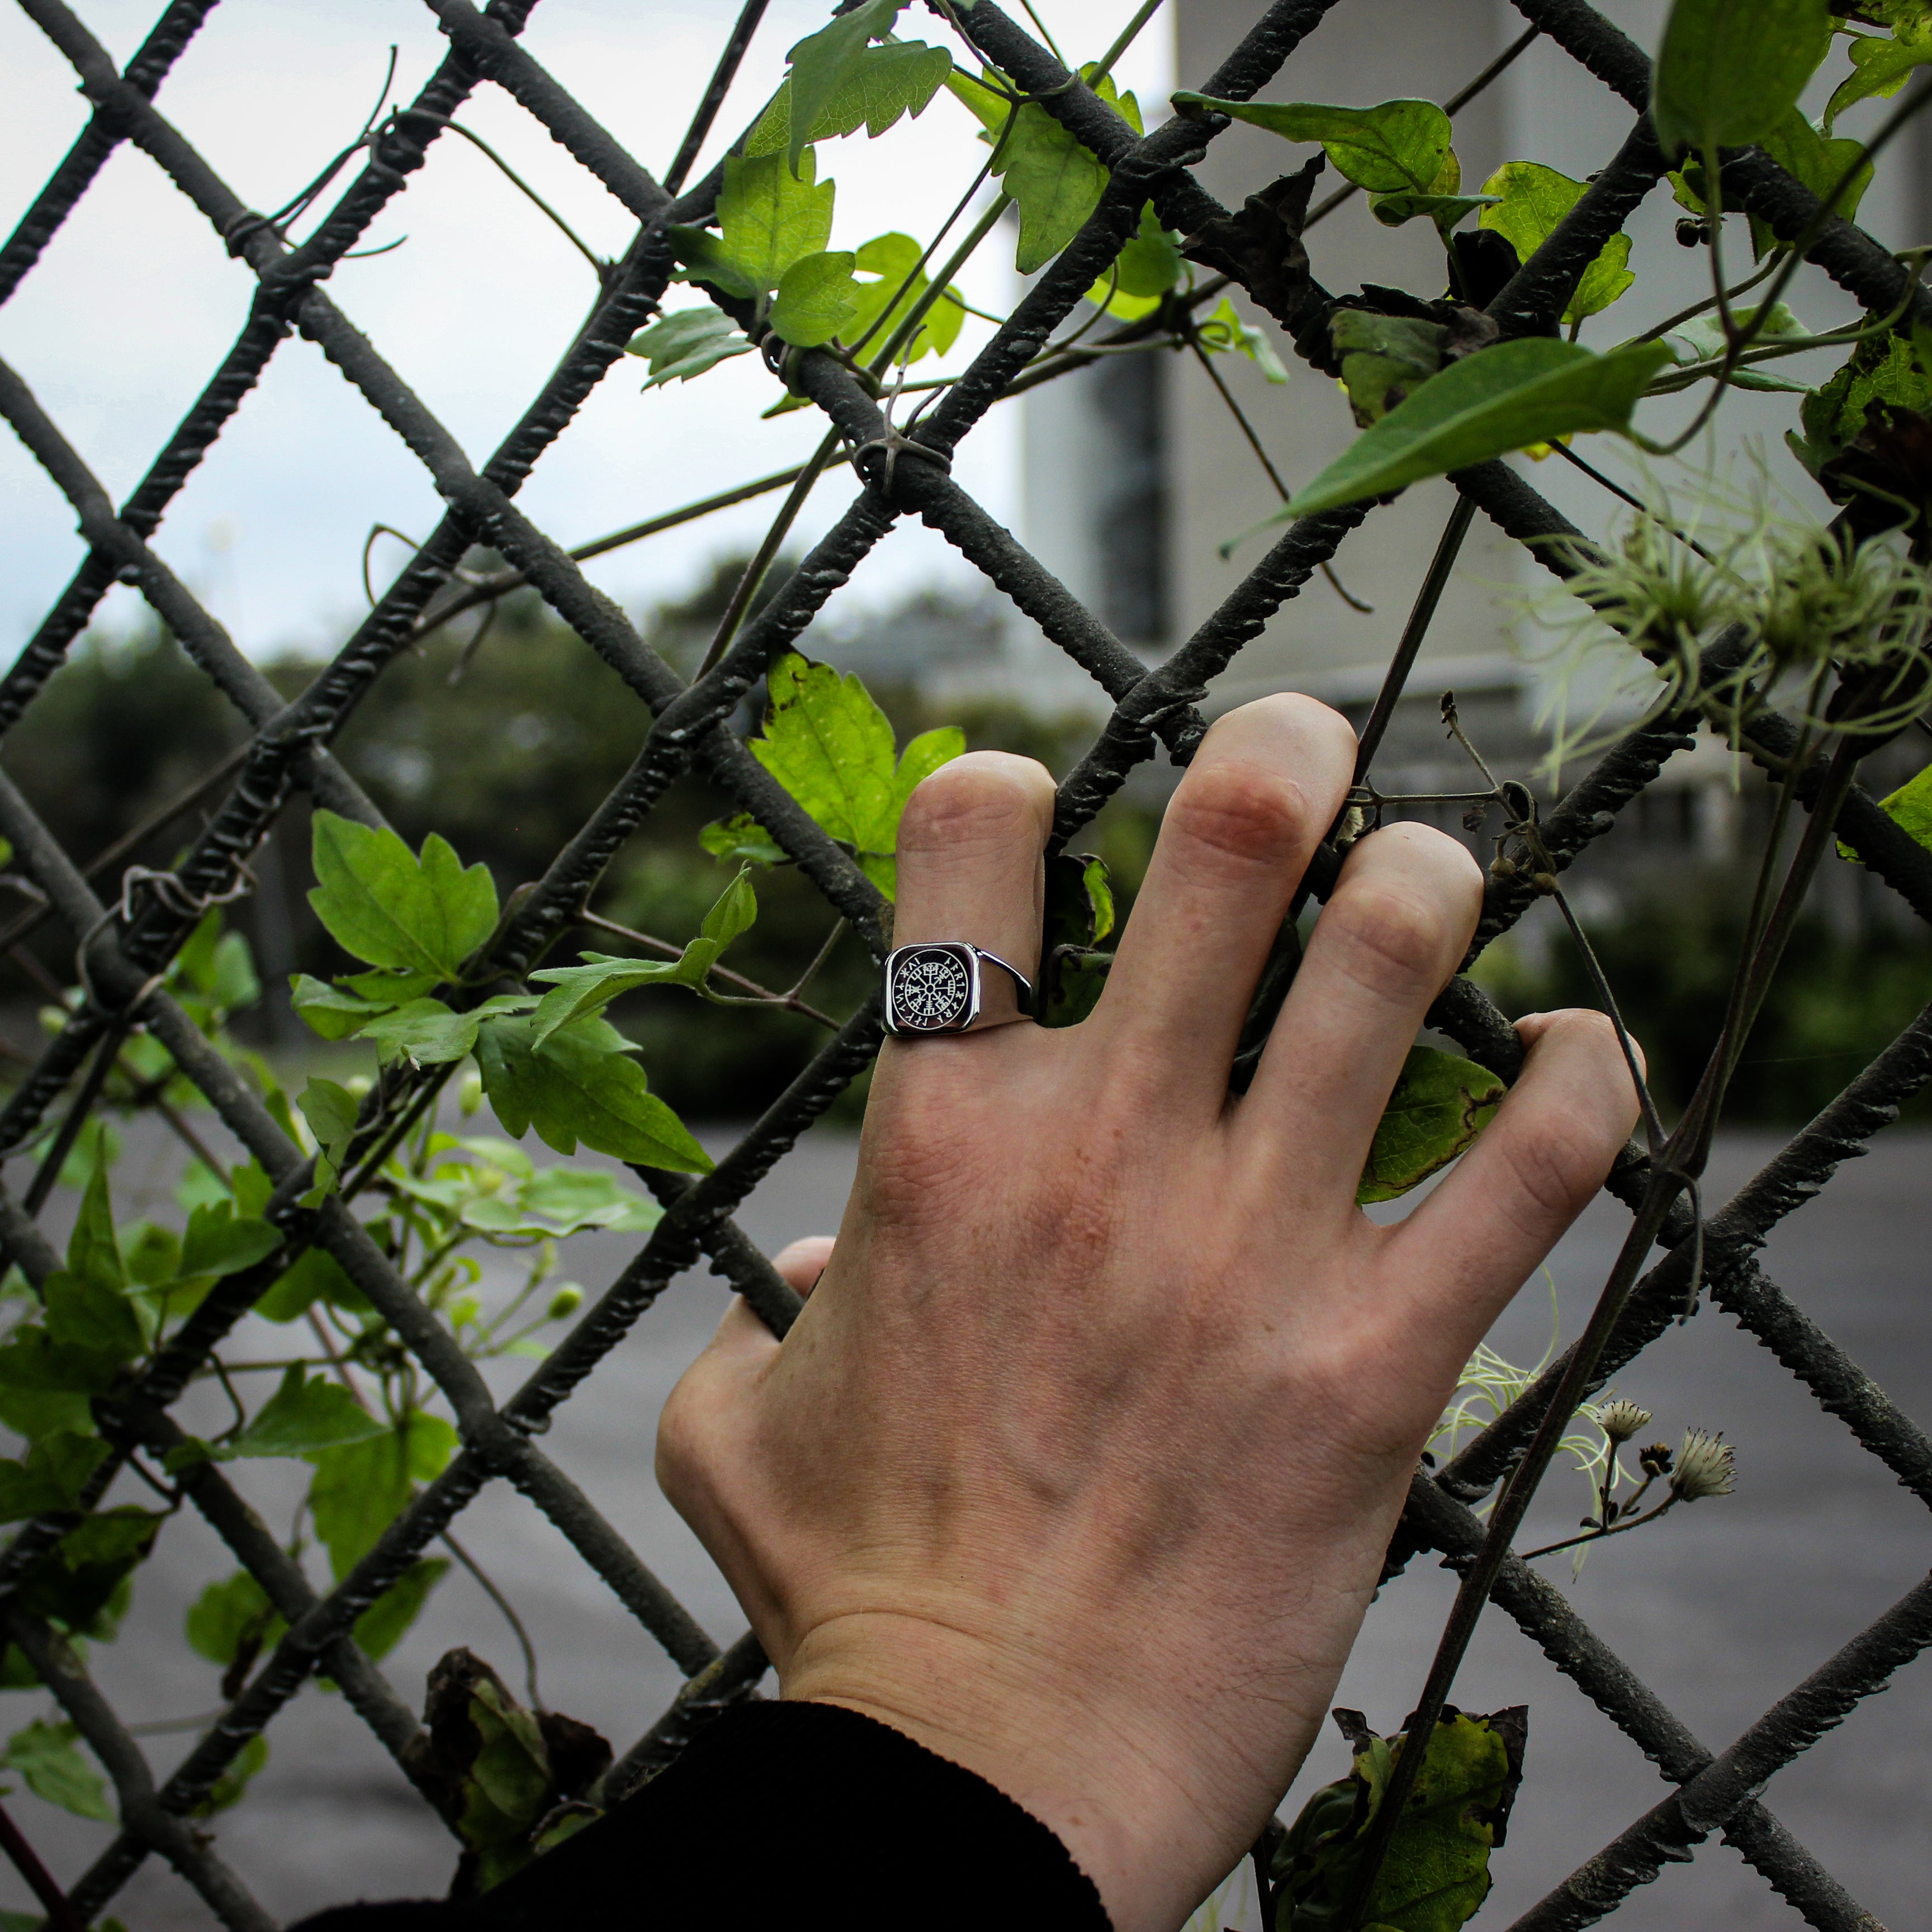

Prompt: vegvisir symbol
xmin=892 ymin=948 xmax=971 ymax=1028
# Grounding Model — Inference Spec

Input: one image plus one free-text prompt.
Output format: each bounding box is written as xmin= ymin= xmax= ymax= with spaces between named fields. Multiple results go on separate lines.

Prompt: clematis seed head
xmin=1599 ymin=1399 xmax=1652 ymax=1443
xmin=1669 ymin=1429 xmax=1736 ymax=1502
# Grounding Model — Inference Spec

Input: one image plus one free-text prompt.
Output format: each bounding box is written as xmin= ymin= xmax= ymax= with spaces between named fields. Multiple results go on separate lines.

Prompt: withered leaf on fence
xmin=1273 ymin=1706 xmax=1527 ymax=1931
xmin=408 ymin=1649 xmax=612 ymax=1896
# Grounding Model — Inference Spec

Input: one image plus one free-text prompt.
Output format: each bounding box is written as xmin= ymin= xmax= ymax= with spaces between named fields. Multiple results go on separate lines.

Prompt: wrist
xmin=782 ymin=1611 xmax=1277 ymax=1932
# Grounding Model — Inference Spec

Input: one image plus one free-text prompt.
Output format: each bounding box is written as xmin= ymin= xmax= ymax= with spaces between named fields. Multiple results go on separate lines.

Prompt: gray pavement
xmin=1 ymin=1124 xmax=1928 ymax=1929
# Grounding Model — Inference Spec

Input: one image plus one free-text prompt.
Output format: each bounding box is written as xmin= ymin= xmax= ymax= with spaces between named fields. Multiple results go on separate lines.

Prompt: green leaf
xmin=1358 ymin=1046 xmax=1506 ymax=1204
xmin=841 ymin=232 xmax=966 ymax=363
xmin=461 ymin=1167 xmax=661 ymax=1239
xmin=623 ymin=307 xmax=754 ymax=388
xmin=527 ymin=955 xmax=697 ymax=1045
xmin=1282 ymin=337 xmax=1671 ymax=518
xmin=67 ymin=1163 xmax=122 ymax=1295
xmin=211 ymin=931 xmax=260 ymax=1011
xmin=306 ymin=1429 xmax=414 ymax=1581
xmin=1843 ymin=756 xmax=1932 ymax=862
xmin=43 ymin=1270 xmax=144 ymax=1366
xmin=782 ymin=0 xmax=910 ymax=177
xmin=700 ymin=865 xmax=759 ymax=950
xmin=0 ymin=1384 xmax=93 ymax=1442
xmin=16 ymin=1507 xmax=160 ymax=1639
xmin=0 ymin=1327 xmax=124 ymax=1399
xmin=1330 ymin=311 xmax=1450 ymax=427
xmin=698 ymin=812 xmax=789 ymax=868
xmin=1663 ymin=300 xmax=1812 ymax=391
xmin=1650 ymin=0 xmax=1833 ymax=157
xmin=1753 ymin=108 xmax=1873 ymax=245
xmin=186 ymin=1570 xmax=285 ymax=1670
xmin=214 ymin=1366 xmax=389 ymax=1462
xmin=0 ymin=1433 xmax=108 ymax=1524
xmin=474 ymin=1015 xmax=713 ymax=1173
xmin=1792 ymin=328 xmax=1932 ymax=471
xmin=1086 ymin=201 xmax=1184 ymax=318
xmin=528 ymin=877 xmax=751 ymax=1041
xmin=752 ymin=40 xmax=951 ymax=162
xmin=192 ymin=1734 xmax=267 ymax=1819
xmin=351 ymin=1557 xmax=447 ymax=1663
xmin=736 ymin=656 xmax=964 ymax=902
xmin=1478 ymin=161 xmax=1636 ymax=324
xmin=1173 ymin=93 xmax=1450 ymax=193
xmin=2 ymin=1720 xmax=110 ymax=1821
xmin=891 ymin=726 xmax=968 ymax=821
xmin=406 ymin=1412 xmax=460 ymax=1483
xmin=1370 ymin=189 xmax=1498 ymax=233
xmin=769 ymin=249 xmax=861 ymax=348
xmin=1826 ymin=32 xmax=1932 ymax=131
xmin=308 ymin=812 xmax=499 ymax=981
xmin=704 ymin=146 xmax=836 ymax=299
xmin=254 ymin=1246 xmax=372 ymax=1324
xmin=180 ymin=1202 xmax=280 ymax=1280
xmin=355 ymin=994 xmax=532 ymax=1068
xmin=1198 ymin=296 xmax=1290 ymax=383
xmin=1040 ymin=851 xmax=1116 ymax=1028
xmin=662 ymin=225 xmax=760 ymax=302
xmin=299 ymin=1076 xmax=361 ymax=1201
xmin=291 ymin=975 xmax=390 ymax=1040
xmin=752 ymin=652 xmax=899 ymax=851
xmin=1274 ymin=1707 xmax=1526 ymax=1931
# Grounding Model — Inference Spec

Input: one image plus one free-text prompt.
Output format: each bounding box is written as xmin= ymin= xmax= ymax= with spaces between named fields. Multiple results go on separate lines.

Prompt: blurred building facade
xmin=1014 ymin=0 xmax=1928 ymax=908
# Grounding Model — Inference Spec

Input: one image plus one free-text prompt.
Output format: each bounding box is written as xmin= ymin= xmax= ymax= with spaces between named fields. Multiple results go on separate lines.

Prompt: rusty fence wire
xmin=1 ymin=0 xmax=1930 ymax=1926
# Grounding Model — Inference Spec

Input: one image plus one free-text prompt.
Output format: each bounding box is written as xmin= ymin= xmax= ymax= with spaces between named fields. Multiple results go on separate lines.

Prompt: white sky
xmin=0 ymin=0 xmax=1176 ymax=662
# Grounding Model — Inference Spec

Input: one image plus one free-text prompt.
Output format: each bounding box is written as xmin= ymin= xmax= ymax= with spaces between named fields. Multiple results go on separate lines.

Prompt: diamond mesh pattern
xmin=0 ymin=2 xmax=1928 ymax=1926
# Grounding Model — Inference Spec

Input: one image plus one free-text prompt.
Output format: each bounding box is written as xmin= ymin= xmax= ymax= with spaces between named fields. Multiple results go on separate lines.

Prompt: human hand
xmin=657 ymin=695 xmax=1636 ymax=1932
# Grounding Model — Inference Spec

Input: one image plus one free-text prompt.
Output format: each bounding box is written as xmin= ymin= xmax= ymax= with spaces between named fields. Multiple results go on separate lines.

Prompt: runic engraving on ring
xmin=882 ymin=943 xmax=1034 ymax=1036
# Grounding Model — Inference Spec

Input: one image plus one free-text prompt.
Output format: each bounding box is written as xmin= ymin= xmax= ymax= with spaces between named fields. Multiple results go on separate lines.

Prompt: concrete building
xmin=1014 ymin=0 xmax=1927 ymax=883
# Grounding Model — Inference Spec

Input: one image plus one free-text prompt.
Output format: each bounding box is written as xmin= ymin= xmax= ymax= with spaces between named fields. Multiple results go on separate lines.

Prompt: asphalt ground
xmin=2 ymin=1123 xmax=1928 ymax=1930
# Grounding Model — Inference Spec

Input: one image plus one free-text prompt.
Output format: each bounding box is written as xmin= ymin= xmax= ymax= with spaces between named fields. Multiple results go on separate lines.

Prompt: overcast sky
xmin=0 ymin=1 xmax=1175 ymax=662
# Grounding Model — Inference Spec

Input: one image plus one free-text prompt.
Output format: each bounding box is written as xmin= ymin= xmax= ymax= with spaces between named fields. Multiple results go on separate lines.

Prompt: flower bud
xmin=547 ymin=1284 xmax=583 ymax=1321
xmin=1598 ymin=1399 xmax=1652 ymax=1444
xmin=1669 ymin=1429 xmax=1735 ymax=1502
xmin=1638 ymin=1441 xmax=1675 ymax=1479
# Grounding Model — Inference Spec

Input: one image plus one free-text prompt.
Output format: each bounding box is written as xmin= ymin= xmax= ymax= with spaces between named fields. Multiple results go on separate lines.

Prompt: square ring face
xmin=884 ymin=943 xmax=981 ymax=1034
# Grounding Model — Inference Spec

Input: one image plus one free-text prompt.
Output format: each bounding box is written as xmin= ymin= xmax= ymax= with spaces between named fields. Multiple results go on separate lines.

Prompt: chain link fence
xmin=0 ymin=0 xmax=1928 ymax=1925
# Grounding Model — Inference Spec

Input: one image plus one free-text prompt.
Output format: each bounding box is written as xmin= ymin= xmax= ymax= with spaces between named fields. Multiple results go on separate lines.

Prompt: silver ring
xmin=882 ymin=943 xmax=1034 ymax=1036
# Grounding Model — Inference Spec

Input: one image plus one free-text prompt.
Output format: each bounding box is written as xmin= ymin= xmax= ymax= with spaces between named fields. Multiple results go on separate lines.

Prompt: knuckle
xmin=1162 ymin=763 xmax=1314 ymax=883
xmin=1506 ymin=1119 xmax=1607 ymax=1225
xmin=898 ymin=753 xmax=1049 ymax=859
xmin=1322 ymin=881 xmax=1455 ymax=996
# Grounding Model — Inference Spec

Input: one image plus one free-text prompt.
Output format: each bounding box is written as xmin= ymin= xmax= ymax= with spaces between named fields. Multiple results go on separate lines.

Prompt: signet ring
xmin=882 ymin=943 xmax=1034 ymax=1036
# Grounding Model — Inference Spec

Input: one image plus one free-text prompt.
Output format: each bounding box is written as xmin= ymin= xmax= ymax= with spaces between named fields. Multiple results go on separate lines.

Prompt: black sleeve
xmin=289 ymin=1699 xmax=1112 ymax=1932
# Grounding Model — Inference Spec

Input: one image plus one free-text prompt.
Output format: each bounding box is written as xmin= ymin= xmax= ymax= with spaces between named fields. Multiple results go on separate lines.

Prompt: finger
xmin=1376 ymin=1008 xmax=1640 ymax=1343
xmin=1095 ymin=695 xmax=1355 ymax=1102
xmin=1239 ymin=822 xmax=1482 ymax=1197
xmin=892 ymin=751 xmax=1057 ymax=1022
xmin=773 ymin=1235 xmax=835 ymax=1297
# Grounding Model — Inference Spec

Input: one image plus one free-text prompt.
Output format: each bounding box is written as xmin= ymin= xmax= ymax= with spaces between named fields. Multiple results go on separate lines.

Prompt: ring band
xmin=882 ymin=943 xmax=1034 ymax=1036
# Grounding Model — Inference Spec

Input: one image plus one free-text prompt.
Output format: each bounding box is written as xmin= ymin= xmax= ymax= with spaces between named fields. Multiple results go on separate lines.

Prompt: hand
xmin=657 ymin=696 xmax=1636 ymax=1932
